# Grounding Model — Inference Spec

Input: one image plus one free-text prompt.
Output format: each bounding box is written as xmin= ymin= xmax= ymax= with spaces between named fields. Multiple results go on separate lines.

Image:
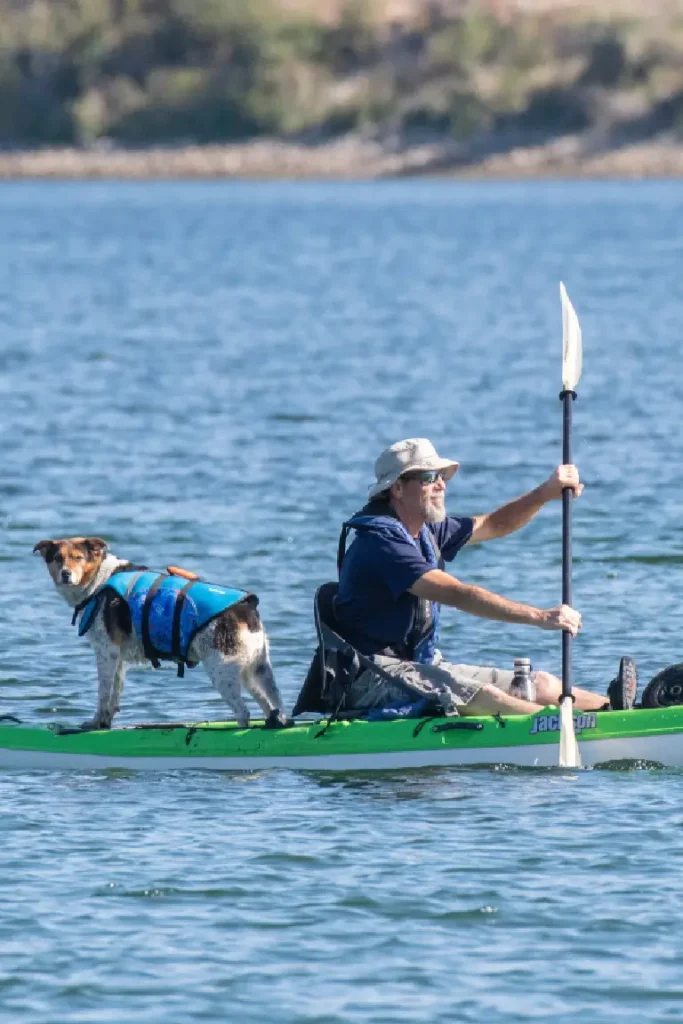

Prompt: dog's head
xmin=33 ymin=536 xmax=109 ymax=589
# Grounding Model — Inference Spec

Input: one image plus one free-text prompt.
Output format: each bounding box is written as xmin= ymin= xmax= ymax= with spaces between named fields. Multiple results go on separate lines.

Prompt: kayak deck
xmin=2 ymin=706 xmax=683 ymax=770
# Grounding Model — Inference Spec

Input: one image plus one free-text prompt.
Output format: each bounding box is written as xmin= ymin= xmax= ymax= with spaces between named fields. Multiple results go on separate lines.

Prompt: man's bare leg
xmin=458 ymin=675 xmax=606 ymax=717
xmin=459 ymin=683 xmax=546 ymax=717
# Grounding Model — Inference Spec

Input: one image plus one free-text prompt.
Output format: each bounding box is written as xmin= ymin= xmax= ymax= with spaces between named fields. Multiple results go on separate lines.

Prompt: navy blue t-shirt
xmin=335 ymin=513 xmax=474 ymax=655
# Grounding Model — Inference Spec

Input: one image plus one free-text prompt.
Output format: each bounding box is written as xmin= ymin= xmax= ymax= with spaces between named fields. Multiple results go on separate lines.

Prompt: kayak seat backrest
xmin=292 ymin=584 xmax=405 ymax=718
xmin=291 ymin=583 xmax=361 ymax=716
xmin=315 ymin=581 xmax=339 ymax=633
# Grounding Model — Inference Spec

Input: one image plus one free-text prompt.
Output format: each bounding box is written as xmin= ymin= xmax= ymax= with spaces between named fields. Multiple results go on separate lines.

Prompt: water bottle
xmin=509 ymin=658 xmax=536 ymax=702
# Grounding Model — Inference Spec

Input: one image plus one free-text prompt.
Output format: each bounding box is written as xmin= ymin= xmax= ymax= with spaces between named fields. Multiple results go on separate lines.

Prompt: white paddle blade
xmin=559 ymin=696 xmax=581 ymax=768
xmin=560 ymin=281 xmax=583 ymax=392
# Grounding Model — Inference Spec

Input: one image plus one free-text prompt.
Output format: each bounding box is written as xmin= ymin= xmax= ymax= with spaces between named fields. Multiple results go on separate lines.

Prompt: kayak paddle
xmin=559 ymin=282 xmax=582 ymax=769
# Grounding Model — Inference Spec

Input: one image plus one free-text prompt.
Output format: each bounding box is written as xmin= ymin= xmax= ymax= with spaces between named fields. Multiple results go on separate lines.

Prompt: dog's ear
xmin=33 ymin=539 xmax=58 ymax=562
xmin=84 ymin=537 xmax=108 ymax=558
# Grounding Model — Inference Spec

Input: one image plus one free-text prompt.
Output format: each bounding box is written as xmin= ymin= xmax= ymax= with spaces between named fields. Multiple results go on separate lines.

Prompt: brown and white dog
xmin=33 ymin=536 xmax=287 ymax=731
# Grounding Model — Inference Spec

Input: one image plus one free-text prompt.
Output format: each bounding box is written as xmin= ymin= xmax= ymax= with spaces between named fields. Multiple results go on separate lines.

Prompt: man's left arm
xmin=467 ymin=465 xmax=583 ymax=544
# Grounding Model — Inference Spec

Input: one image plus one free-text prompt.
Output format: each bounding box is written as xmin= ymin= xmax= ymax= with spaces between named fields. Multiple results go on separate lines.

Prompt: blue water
xmin=2 ymin=179 xmax=683 ymax=1022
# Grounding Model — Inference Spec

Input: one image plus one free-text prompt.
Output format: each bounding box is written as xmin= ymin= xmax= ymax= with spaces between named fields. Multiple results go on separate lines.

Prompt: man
xmin=334 ymin=438 xmax=636 ymax=717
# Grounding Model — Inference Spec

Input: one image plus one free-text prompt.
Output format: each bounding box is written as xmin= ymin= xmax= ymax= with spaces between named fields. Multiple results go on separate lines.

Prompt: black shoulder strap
xmin=429 ymin=531 xmax=443 ymax=571
xmin=337 ymin=524 xmax=352 ymax=574
xmin=171 ymin=579 xmax=198 ymax=677
xmin=141 ymin=575 xmax=166 ymax=669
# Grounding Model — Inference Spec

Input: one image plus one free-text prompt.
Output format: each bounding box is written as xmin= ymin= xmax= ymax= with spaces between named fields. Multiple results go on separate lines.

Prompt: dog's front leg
xmin=81 ymin=646 xmax=122 ymax=731
xmin=111 ymin=659 xmax=126 ymax=716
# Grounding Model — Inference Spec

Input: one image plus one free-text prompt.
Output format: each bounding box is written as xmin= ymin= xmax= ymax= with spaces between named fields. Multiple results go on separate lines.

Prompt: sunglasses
xmin=400 ymin=470 xmax=445 ymax=485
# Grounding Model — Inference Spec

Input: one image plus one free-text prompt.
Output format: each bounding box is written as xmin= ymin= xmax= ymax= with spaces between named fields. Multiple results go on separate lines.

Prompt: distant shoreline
xmin=1 ymin=135 xmax=683 ymax=180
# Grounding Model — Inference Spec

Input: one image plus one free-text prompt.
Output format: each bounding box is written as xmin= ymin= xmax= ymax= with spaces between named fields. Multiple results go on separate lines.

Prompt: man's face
xmin=394 ymin=470 xmax=448 ymax=523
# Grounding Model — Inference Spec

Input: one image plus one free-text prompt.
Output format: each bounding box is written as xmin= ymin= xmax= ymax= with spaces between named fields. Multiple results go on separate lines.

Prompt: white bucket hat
xmin=368 ymin=438 xmax=460 ymax=499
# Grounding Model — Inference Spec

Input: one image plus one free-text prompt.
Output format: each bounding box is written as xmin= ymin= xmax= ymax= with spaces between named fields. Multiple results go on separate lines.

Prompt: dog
xmin=34 ymin=536 xmax=287 ymax=731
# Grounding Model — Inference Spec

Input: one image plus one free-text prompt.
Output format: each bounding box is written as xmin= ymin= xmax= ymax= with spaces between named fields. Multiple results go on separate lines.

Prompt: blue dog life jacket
xmin=77 ymin=571 xmax=251 ymax=673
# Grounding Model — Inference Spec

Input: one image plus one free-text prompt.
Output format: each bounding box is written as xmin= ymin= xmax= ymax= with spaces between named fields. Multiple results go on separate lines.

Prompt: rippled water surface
xmin=2 ymin=180 xmax=683 ymax=1022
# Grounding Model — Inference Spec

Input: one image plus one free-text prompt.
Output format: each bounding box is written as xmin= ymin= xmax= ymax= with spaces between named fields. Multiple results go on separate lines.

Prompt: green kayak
xmin=1 ymin=706 xmax=682 ymax=770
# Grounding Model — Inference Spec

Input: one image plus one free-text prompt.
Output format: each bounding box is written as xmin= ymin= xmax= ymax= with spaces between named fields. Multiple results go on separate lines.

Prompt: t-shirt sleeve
xmin=360 ymin=530 xmax=436 ymax=599
xmin=433 ymin=516 xmax=474 ymax=562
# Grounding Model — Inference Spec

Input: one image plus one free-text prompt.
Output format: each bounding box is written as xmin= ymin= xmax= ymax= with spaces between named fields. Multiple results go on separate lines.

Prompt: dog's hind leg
xmin=240 ymin=635 xmax=287 ymax=724
xmin=82 ymin=647 xmax=125 ymax=731
xmin=201 ymin=650 xmax=251 ymax=727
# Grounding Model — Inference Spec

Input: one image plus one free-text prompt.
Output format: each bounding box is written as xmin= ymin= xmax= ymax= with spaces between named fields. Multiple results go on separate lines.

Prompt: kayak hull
xmin=2 ymin=706 xmax=683 ymax=770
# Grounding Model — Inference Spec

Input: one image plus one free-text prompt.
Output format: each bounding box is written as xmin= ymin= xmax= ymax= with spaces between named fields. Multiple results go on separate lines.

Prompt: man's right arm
xmin=409 ymin=569 xmax=581 ymax=636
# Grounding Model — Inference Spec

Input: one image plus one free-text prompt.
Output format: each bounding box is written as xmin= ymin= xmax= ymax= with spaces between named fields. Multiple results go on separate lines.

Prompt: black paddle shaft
xmin=560 ymin=389 xmax=576 ymax=702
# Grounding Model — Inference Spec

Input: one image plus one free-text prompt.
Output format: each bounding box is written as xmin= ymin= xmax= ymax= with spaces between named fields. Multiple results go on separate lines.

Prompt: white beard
xmin=424 ymin=501 xmax=446 ymax=523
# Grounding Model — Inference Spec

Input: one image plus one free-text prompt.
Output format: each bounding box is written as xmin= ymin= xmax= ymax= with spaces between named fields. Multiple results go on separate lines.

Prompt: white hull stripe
xmin=0 ymin=733 xmax=680 ymax=771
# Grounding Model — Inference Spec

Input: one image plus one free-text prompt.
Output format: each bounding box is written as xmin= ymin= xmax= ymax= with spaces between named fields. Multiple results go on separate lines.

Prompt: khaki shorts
xmin=446 ymin=663 xmax=523 ymax=695
xmin=349 ymin=656 xmax=532 ymax=715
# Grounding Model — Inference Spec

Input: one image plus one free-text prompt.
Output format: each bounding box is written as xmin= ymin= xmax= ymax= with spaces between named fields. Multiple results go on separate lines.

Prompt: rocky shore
xmin=1 ymin=133 xmax=683 ymax=180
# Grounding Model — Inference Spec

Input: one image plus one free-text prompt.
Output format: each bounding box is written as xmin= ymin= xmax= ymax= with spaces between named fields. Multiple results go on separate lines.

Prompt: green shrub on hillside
xmin=0 ymin=0 xmax=680 ymax=147
xmin=321 ymin=0 xmax=379 ymax=73
xmin=429 ymin=14 xmax=508 ymax=73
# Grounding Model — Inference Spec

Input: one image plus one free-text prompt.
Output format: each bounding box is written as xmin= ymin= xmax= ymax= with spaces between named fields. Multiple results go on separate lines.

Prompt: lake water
xmin=2 ymin=179 xmax=683 ymax=1022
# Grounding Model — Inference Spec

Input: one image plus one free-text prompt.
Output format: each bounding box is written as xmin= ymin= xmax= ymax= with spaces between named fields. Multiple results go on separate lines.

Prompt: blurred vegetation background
xmin=1 ymin=0 xmax=682 ymax=148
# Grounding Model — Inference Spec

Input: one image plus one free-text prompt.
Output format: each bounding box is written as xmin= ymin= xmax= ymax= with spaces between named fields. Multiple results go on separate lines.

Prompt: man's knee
xmin=479 ymin=682 xmax=504 ymax=698
xmin=462 ymin=681 xmax=528 ymax=716
xmin=533 ymin=671 xmax=561 ymax=704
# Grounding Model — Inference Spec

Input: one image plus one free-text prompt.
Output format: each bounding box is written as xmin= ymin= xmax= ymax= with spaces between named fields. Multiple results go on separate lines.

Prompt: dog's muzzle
xmin=60 ymin=569 xmax=73 ymax=584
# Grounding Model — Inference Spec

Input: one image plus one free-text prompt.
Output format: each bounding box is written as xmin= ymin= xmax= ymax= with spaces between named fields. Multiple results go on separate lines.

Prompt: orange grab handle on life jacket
xmin=167 ymin=565 xmax=200 ymax=581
